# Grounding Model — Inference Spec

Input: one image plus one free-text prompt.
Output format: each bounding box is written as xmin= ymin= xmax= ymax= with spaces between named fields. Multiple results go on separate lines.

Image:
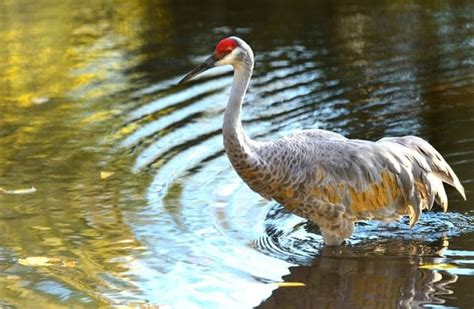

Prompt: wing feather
xmin=257 ymin=132 xmax=465 ymax=226
xmin=378 ymin=136 xmax=466 ymax=200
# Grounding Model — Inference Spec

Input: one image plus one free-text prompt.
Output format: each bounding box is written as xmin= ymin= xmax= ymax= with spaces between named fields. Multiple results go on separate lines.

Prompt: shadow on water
xmin=0 ymin=0 xmax=473 ymax=308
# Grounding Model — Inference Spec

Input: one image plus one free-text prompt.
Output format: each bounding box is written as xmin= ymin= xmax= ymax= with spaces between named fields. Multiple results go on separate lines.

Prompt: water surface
xmin=0 ymin=1 xmax=473 ymax=308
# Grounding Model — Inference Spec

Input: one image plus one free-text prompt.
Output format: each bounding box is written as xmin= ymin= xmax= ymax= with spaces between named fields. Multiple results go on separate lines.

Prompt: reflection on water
xmin=261 ymin=245 xmax=459 ymax=309
xmin=0 ymin=0 xmax=473 ymax=308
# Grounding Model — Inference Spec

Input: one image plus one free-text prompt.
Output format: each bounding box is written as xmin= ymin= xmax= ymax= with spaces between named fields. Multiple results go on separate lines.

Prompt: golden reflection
xmin=0 ymin=0 xmax=172 ymax=307
xmin=0 ymin=0 xmax=171 ymax=107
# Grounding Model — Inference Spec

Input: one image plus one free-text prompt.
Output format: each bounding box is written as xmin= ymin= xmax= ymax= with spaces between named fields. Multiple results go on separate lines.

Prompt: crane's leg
xmin=294 ymin=199 xmax=354 ymax=246
xmin=319 ymin=219 xmax=354 ymax=246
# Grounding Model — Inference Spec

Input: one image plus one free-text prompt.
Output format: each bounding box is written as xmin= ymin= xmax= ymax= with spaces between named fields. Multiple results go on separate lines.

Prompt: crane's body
xmin=179 ymin=37 xmax=466 ymax=246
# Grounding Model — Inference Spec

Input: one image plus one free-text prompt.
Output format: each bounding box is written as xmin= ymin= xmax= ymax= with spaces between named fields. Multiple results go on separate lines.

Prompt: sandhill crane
xmin=178 ymin=37 xmax=466 ymax=246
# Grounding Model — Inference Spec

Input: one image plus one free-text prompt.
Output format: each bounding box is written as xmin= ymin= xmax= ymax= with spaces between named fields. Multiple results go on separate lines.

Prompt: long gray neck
xmin=223 ymin=60 xmax=254 ymax=154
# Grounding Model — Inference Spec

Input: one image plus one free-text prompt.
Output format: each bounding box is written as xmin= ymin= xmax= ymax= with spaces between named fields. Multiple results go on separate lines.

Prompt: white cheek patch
xmin=216 ymin=49 xmax=239 ymax=66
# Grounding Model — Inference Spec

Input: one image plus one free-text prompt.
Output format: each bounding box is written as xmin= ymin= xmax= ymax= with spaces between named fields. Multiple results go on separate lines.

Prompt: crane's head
xmin=178 ymin=37 xmax=253 ymax=84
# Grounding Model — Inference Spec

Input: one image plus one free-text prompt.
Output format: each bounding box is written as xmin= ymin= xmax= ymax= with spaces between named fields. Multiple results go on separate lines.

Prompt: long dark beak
xmin=178 ymin=55 xmax=217 ymax=84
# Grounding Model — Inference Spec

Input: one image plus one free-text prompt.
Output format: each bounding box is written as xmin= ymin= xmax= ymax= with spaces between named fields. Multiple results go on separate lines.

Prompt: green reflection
xmin=0 ymin=0 xmax=170 ymax=307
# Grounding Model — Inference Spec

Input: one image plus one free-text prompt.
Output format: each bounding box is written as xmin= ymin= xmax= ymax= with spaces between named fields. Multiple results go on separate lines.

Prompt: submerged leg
xmin=293 ymin=198 xmax=354 ymax=246
xmin=319 ymin=219 xmax=354 ymax=246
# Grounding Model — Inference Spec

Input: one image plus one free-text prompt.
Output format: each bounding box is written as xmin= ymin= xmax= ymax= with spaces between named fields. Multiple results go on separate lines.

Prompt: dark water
xmin=1 ymin=1 xmax=473 ymax=308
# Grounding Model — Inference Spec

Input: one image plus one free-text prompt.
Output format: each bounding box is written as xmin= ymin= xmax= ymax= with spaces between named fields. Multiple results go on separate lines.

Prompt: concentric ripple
xmin=256 ymin=203 xmax=474 ymax=264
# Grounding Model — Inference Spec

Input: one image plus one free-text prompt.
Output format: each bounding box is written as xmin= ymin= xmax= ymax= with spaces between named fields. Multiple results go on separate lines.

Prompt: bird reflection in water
xmin=255 ymin=203 xmax=465 ymax=308
xmin=259 ymin=239 xmax=457 ymax=308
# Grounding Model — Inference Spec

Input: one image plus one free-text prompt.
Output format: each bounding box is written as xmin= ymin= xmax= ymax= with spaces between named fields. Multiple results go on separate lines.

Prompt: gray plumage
xmin=179 ymin=36 xmax=466 ymax=246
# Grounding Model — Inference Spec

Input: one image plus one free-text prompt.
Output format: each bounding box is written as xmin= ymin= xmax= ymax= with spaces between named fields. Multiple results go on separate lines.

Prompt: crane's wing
xmin=262 ymin=134 xmax=465 ymax=226
xmin=377 ymin=136 xmax=465 ymax=209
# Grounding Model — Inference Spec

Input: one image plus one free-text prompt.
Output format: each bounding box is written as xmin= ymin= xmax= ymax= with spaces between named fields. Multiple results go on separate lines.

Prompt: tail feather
xmin=429 ymin=174 xmax=448 ymax=211
xmin=405 ymin=136 xmax=465 ymax=200
xmin=379 ymin=135 xmax=465 ymax=201
xmin=423 ymin=173 xmax=436 ymax=210
xmin=378 ymin=135 xmax=465 ymax=227
xmin=433 ymin=171 xmax=466 ymax=200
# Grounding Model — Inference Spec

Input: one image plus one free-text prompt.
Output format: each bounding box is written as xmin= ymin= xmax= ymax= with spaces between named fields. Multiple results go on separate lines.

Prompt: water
xmin=0 ymin=1 xmax=473 ymax=308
